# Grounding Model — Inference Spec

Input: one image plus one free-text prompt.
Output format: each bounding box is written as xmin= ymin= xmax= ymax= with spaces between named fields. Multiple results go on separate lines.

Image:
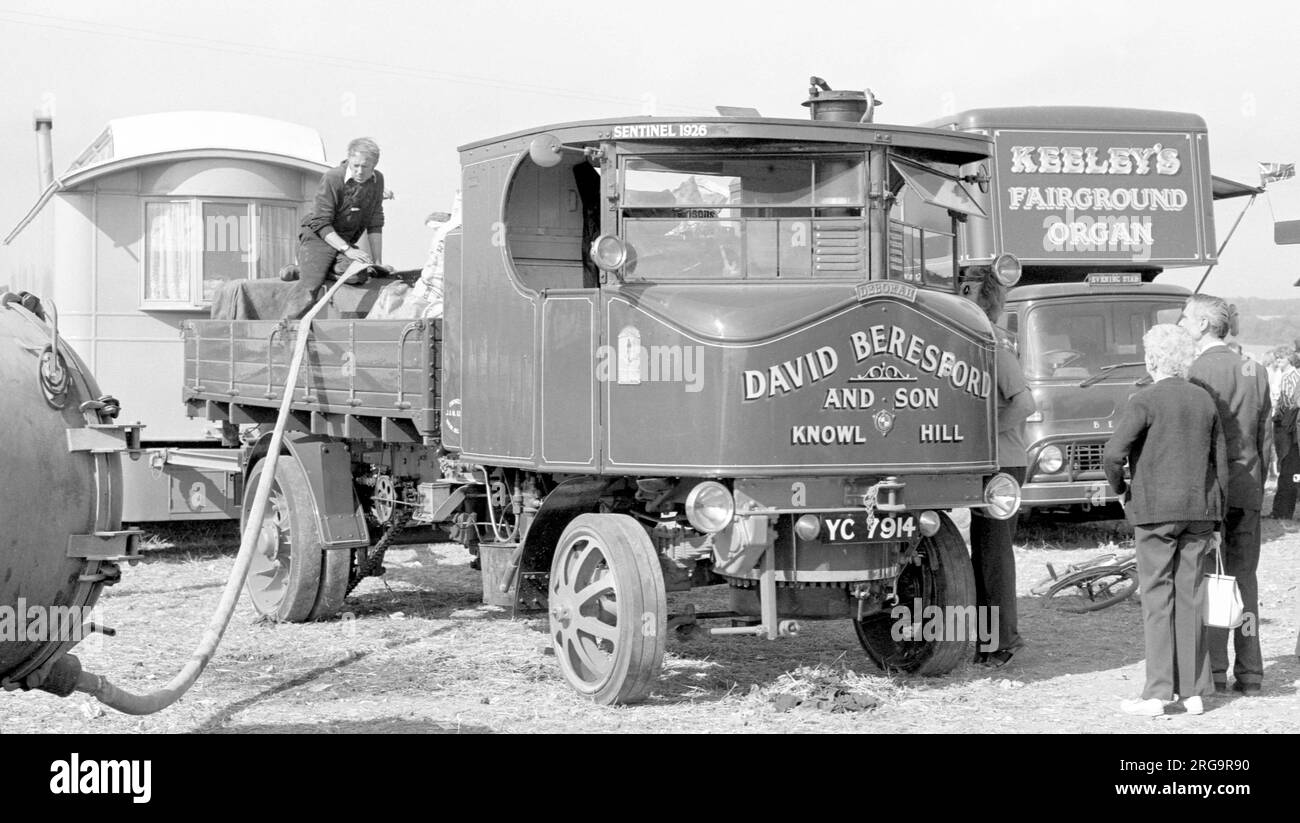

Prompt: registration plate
xmin=815 ymin=514 xmax=916 ymax=544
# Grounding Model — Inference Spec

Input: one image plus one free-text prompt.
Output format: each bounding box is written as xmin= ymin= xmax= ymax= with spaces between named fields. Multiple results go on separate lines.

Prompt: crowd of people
xmin=983 ymin=288 xmax=1297 ymax=717
xmin=1021 ymin=294 xmax=1296 ymax=718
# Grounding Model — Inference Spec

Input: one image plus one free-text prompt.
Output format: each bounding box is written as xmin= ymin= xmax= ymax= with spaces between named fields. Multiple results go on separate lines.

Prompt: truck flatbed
xmin=182 ymin=318 xmax=440 ymax=444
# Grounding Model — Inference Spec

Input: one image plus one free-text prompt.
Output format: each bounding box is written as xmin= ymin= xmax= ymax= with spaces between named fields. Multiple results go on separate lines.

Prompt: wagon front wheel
xmin=548 ymin=513 xmax=666 ymax=705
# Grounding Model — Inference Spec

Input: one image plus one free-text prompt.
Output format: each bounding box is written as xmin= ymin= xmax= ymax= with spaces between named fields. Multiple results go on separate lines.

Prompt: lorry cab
xmin=1002 ymin=275 xmax=1188 ymax=511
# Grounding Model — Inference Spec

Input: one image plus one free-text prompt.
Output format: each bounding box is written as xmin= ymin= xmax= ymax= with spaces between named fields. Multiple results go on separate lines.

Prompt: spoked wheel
xmin=548 ymin=513 xmax=666 ymax=705
xmin=243 ymin=457 xmax=348 ymax=621
xmin=854 ymin=512 xmax=977 ymax=675
xmin=1038 ymin=566 xmax=1138 ymax=613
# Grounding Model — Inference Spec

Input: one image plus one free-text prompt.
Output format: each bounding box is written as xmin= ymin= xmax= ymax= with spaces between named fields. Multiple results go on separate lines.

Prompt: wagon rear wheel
xmin=243 ymin=457 xmax=348 ymax=621
xmin=548 ymin=513 xmax=666 ymax=705
xmin=854 ymin=512 xmax=977 ymax=675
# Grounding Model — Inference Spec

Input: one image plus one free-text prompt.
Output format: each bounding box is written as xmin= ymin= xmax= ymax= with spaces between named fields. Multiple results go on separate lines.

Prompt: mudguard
xmin=511 ymin=475 xmax=618 ymax=612
xmin=246 ymin=431 xmax=370 ymax=549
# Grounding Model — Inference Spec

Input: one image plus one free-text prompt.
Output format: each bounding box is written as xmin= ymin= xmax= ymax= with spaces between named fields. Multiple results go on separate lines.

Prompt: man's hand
xmin=343 ymin=246 xmax=373 ymax=265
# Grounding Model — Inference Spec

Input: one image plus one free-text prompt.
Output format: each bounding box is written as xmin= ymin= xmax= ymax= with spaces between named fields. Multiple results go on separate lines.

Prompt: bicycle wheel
xmin=1038 ymin=565 xmax=1139 ymax=613
xmin=1028 ymin=553 xmax=1120 ymax=597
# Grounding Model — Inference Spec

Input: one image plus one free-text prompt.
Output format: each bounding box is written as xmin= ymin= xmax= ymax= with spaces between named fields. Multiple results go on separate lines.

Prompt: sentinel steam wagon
xmin=180 ymin=82 xmax=1023 ymax=703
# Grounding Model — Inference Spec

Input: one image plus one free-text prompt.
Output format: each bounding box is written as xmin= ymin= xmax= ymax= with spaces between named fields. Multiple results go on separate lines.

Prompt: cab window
xmin=618 ymin=154 xmax=865 ymax=281
xmin=886 ymin=157 xmax=981 ymax=293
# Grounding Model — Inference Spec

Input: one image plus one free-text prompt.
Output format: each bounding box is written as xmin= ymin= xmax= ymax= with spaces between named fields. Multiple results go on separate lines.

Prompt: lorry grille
xmin=1070 ymin=443 xmax=1105 ymax=473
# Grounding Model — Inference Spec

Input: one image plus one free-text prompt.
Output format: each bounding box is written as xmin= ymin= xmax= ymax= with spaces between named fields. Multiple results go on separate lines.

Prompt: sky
xmin=1 ymin=0 xmax=1298 ymax=297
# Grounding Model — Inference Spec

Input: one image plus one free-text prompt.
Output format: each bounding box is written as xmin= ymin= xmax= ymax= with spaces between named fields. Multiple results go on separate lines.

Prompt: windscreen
xmin=619 ymin=154 xmax=865 ymax=280
xmin=1021 ymin=298 xmax=1185 ymax=380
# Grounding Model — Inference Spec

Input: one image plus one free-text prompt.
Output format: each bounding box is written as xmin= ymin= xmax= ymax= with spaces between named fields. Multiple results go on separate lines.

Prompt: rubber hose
xmin=75 ymin=272 xmax=360 ymax=714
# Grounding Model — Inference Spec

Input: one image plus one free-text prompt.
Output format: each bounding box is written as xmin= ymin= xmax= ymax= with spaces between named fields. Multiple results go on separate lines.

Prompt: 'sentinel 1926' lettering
xmin=611 ymin=123 xmax=709 ymax=139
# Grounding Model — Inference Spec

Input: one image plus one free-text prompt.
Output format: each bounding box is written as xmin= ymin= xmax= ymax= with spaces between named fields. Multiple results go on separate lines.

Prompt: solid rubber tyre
xmin=547 ymin=513 xmax=667 ymax=704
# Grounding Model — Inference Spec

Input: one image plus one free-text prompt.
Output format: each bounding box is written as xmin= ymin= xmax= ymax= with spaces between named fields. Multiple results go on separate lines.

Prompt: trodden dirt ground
xmin=3 ymin=500 xmax=1298 ymax=734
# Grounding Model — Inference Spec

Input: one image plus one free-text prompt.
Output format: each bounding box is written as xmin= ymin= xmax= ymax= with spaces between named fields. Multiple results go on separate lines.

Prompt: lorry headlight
xmin=992 ymin=253 xmax=1022 ymax=287
xmin=1037 ymin=445 xmax=1064 ymax=473
xmin=982 ymin=473 xmax=1021 ymax=520
xmin=685 ymin=481 xmax=735 ymax=534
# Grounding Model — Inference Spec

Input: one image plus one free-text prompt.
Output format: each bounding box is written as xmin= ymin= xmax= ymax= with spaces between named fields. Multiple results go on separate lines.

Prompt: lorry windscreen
xmin=1021 ymin=298 xmax=1184 ymax=381
xmin=619 ymin=153 xmax=865 ymax=280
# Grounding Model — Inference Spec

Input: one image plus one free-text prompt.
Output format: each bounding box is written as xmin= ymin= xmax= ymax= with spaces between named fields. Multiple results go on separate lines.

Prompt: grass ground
xmin=3 ymin=504 xmax=1298 ymax=734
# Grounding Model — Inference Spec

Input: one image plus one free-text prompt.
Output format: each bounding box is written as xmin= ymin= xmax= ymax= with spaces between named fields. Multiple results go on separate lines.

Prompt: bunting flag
xmin=1259 ymin=161 xmax=1295 ymax=185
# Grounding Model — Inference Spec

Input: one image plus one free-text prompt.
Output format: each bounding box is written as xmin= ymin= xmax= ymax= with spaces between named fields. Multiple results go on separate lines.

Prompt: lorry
xmin=181 ymin=81 xmax=1024 ymax=703
xmin=922 ymin=107 xmax=1259 ymax=514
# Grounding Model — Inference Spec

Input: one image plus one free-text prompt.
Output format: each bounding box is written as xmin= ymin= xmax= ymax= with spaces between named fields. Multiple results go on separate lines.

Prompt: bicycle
xmin=1029 ymin=551 xmax=1139 ymax=613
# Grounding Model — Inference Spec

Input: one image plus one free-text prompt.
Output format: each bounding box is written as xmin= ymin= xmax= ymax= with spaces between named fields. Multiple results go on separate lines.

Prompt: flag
xmin=1259 ymin=161 xmax=1295 ymax=185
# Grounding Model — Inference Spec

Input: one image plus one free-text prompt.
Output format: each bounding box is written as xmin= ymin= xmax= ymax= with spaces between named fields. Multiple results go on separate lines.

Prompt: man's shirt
xmin=1277 ymin=366 xmax=1300 ymax=413
xmin=303 ymin=163 xmax=385 ymax=244
xmin=995 ymin=328 xmax=1030 ymax=468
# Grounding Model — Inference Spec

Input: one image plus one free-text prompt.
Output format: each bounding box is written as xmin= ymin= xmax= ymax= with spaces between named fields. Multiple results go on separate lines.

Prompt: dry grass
xmin=4 ymin=503 xmax=1299 ymax=734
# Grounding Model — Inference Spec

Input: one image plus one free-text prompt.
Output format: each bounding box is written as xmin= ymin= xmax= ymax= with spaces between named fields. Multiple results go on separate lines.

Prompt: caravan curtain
xmin=257 ymin=205 xmax=298 ymax=280
xmin=146 ymin=201 xmax=195 ymax=302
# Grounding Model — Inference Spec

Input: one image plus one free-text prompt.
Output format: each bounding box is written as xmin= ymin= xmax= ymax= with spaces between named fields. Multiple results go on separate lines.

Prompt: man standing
xmin=970 ymin=275 xmax=1036 ymax=667
xmin=1181 ymin=295 xmax=1271 ymax=695
xmin=1269 ymin=348 xmax=1300 ymax=519
xmin=281 ymin=137 xmax=388 ymax=319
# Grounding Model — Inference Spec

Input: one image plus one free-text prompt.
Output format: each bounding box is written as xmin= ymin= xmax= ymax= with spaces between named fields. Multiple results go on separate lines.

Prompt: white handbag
xmin=1204 ymin=537 xmax=1245 ymax=629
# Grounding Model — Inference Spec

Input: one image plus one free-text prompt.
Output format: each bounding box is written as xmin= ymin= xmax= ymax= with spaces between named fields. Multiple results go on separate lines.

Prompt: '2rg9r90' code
xmin=1189 ymin=760 xmax=1249 ymax=771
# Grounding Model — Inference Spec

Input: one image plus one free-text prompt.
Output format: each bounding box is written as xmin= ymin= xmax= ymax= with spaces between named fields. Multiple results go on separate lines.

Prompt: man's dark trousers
xmin=282 ymin=233 xmax=343 ymax=320
xmin=1273 ymin=446 xmax=1300 ymax=518
xmin=1135 ymin=520 xmax=1214 ymax=700
xmin=1208 ymin=507 xmax=1263 ymax=686
xmin=970 ymin=466 xmax=1025 ymax=654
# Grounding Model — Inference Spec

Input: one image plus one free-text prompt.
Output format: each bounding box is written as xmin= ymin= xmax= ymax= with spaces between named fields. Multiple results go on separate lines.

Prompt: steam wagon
xmin=182 ymin=83 xmax=1023 ymax=703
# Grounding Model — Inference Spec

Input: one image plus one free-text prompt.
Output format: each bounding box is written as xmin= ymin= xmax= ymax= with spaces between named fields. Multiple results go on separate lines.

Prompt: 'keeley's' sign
xmin=992 ymin=130 xmax=1209 ymax=264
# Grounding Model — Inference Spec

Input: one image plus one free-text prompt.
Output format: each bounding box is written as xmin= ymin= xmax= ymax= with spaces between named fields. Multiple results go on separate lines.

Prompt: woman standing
xmin=1103 ymin=324 xmax=1228 ymax=717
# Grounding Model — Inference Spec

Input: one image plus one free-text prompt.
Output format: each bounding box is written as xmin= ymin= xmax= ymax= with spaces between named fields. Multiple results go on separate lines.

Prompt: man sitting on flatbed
xmin=281 ymin=137 xmax=391 ymax=319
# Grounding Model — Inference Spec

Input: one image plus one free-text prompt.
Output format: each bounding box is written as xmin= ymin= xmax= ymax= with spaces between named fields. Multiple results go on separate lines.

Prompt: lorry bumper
xmin=1020 ymin=478 xmax=1118 ymax=508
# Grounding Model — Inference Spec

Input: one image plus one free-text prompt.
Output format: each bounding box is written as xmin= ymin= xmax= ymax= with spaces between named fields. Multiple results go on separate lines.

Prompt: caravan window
xmin=144 ymin=199 xmax=299 ymax=306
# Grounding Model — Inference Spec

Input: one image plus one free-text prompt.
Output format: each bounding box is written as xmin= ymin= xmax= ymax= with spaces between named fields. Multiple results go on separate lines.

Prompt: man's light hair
xmin=1143 ymin=323 xmax=1196 ymax=378
xmin=1184 ymin=293 xmax=1236 ymax=340
xmin=347 ymin=137 xmax=381 ymax=163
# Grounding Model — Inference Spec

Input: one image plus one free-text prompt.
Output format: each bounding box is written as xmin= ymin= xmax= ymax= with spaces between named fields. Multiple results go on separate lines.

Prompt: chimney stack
xmin=34 ymin=103 xmax=54 ymax=190
xmin=802 ymin=77 xmax=882 ymax=124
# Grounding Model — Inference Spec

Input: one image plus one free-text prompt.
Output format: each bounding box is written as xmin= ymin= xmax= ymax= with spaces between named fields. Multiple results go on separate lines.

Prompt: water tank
xmin=0 ymin=291 xmax=138 ymax=695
